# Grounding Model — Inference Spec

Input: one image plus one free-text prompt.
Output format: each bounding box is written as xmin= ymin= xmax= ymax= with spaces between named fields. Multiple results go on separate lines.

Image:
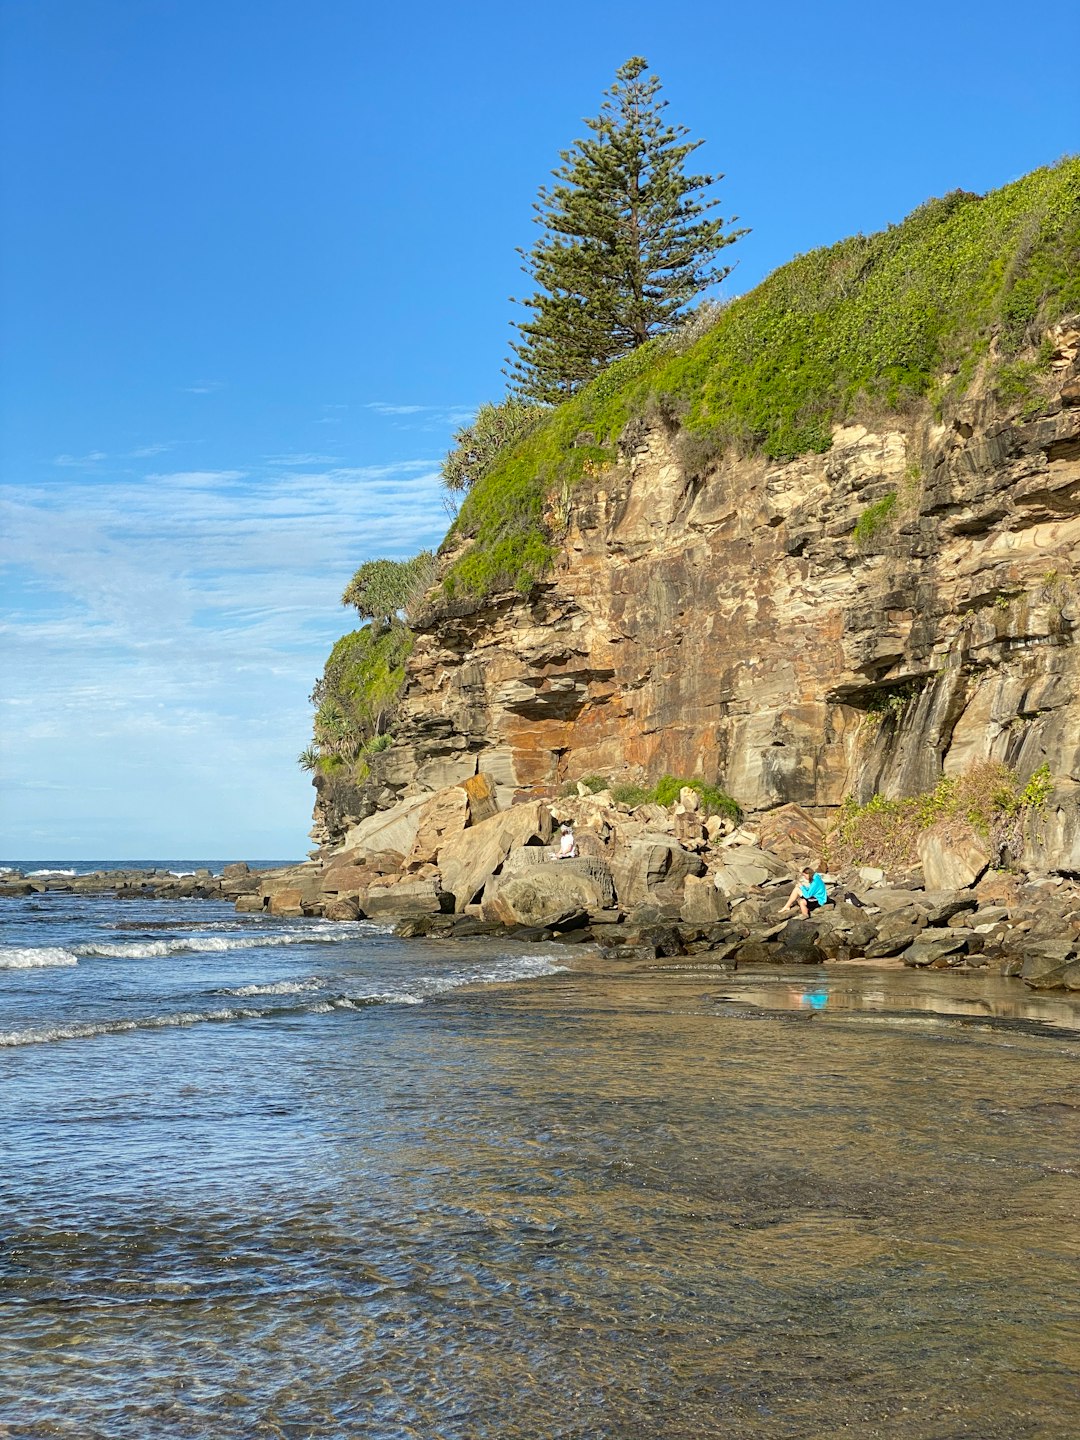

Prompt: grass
xmin=442 ymin=157 xmax=1080 ymax=602
xmin=826 ymin=761 xmax=1053 ymax=869
xmin=853 ymin=491 xmax=898 ymax=547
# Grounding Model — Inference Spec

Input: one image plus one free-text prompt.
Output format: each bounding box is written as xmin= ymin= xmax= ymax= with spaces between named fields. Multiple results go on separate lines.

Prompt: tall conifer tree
xmin=509 ymin=57 xmax=745 ymax=404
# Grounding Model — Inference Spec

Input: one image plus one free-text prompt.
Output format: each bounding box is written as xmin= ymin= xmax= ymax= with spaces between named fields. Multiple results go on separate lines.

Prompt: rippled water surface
xmin=2 ymin=891 xmax=1078 ymax=1437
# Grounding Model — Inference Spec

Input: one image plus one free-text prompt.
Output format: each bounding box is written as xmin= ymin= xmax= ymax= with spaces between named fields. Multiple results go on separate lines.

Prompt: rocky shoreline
xmin=256 ymin=777 xmax=1080 ymax=995
xmin=0 ymin=863 xmax=271 ymax=903
xmin=7 ymin=782 xmax=1078 ymax=997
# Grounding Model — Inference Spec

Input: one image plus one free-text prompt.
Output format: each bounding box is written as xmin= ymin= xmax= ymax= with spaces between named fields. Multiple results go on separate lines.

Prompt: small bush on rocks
xmin=828 ymin=761 xmax=1053 ymax=868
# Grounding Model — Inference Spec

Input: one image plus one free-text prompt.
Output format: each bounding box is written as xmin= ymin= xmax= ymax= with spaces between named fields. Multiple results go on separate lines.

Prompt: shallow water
xmin=2 ymin=893 xmax=1078 ymax=1437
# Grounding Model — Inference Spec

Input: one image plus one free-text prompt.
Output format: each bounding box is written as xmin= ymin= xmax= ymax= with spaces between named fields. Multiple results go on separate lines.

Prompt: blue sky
xmin=1 ymin=0 xmax=1077 ymax=858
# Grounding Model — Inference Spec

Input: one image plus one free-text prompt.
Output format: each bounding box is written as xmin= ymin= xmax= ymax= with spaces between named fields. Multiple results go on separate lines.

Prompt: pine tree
xmin=509 ymin=57 xmax=745 ymax=404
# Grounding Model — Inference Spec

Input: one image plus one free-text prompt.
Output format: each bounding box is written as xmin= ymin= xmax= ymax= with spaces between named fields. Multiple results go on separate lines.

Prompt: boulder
xmin=234 ymin=893 xmax=267 ymax=913
xmin=1020 ymin=939 xmax=1078 ymax=990
xmin=633 ymin=925 xmax=686 ymax=958
xmin=407 ymin=785 xmax=470 ymax=867
xmin=711 ymin=848 xmax=789 ymax=895
xmin=321 ymin=862 xmax=380 ymax=895
xmin=681 ymin=873 xmax=731 ymax=924
xmin=757 ymin=804 xmax=825 ymax=866
xmin=777 ymin=918 xmax=828 ymax=964
xmin=864 ymin=912 xmax=921 ymax=957
xmin=481 ymin=868 xmax=601 ymax=928
xmin=900 ymin=933 xmax=968 ymax=967
xmin=918 ymin=892 xmax=979 ymax=926
xmin=324 ymin=895 xmax=363 ymax=921
xmin=1063 ymin=960 xmax=1080 ymax=992
xmin=611 ymin=835 xmax=705 ymax=907
xmin=438 ymin=801 xmax=553 ymax=911
xmin=268 ymin=888 xmax=304 ymax=917
xmin=394 ymin=915 xmax=436 ymax=938
xmin=363 ymin=874 xmax=444 ymax=918
xmin=461 ymin=771 xmax=500 ymax=824
xmin=917 ymin=830 xmax=991 ymax=891
xmin=339 ymin=793 xmax=429 ymax=863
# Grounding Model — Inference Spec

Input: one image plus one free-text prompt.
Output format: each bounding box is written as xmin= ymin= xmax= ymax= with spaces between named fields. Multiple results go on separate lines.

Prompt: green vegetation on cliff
xmin=304 ymin=624 xmax=414 ymax=775
xmin=445 ymin=158 xmax=1080 ymax=600
xmin=826 ymin=761 xmax=1054 ymax=869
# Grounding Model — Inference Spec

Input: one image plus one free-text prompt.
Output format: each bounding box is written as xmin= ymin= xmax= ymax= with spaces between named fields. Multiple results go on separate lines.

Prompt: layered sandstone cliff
xmin=319 ymin=320 xmax=1080 ymax=872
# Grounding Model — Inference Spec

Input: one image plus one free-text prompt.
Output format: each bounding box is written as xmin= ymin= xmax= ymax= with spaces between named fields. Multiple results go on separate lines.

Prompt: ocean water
xmin=2 ymin=882 xmax=1079 ymax=1438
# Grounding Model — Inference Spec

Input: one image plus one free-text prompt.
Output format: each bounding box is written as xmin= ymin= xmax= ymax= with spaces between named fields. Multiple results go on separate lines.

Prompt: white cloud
xmin=182 ymin=380 xmax=226 ymax=394
xmin=366 ymin=400 xmax=477 ymax=427
xmin=53 ymin=450 xmax=108 ymax=467
xmin=263 ymin=452 xmax=341 ymax=466
xmin=0 ymin=448 xmax=452 ymax=852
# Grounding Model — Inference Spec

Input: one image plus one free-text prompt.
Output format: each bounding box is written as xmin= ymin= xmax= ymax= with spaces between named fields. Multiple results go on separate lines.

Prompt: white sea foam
xmin=79 ymin=929 xmax=369 ymax=960
xmin=0 ymin=946 xmax=79 ymax=969
xmin=27 ymin=868 xmax=76 ymax=877
xmin=0 ymin=949 xmax=566 ymax=1045
xmin=0 ymin=1005 xmax=265 ymax=1047
xmin=217 ymin=977 xmax=323 ymax=997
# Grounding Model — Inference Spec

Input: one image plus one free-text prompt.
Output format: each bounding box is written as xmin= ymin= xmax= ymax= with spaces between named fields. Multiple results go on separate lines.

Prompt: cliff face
xmin=337 ymin=321 xmax=1080 ymax=868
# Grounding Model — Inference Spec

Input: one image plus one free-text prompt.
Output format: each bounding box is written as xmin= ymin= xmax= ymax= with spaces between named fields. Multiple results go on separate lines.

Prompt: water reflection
xmin=712 ymin=965 xmax=1080 ymax=1031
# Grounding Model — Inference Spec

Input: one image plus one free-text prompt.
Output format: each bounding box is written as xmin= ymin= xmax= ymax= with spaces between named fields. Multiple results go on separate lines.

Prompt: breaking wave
xmin=216 ymin=977 xmax=324 ymax=997
xmin=78 ymin=925 xmax=382 ymax=960
xmin=0 ymin=946 xmax=80 ymax=969
xmin=0 ymin=953 xmax=566 ymax=1046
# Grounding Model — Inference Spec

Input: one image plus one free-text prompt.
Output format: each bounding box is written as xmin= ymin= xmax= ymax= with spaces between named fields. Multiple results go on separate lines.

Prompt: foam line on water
xmin=0 ymin=952 xmax=567 ymax=1045
xmin=77 ymin=925 xmax=384 ymax=960
xmin=0 ymin=946 xmax=80 ymax=969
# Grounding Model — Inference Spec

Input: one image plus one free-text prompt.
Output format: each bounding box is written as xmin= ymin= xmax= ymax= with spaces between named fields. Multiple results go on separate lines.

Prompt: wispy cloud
xmin=182 ymin=380 xmax=226 ymax=395
xmin=1 ymin=441 xmax=454 ymax=853
xmin=365 ymin=400 xmax=477 ymax=430
xmin=144 ymin=469 xmax=248 ymax=488
xmin=53 ymin=450 xmax=108 ymax=467
xmin=263 ymin=452 xmax=342 ymax=466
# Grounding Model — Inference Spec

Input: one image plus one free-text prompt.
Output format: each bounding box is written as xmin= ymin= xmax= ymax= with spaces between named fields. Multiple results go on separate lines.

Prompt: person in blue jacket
xmin=780 ymin=866 xmax=828 ymax=917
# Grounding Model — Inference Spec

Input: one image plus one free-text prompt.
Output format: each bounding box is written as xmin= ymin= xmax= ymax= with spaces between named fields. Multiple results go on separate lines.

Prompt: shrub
xmin=827 ymin=761 xmax=1053 ymax=868
xmin=308 ymin=623 xmax=414 ymax=770
xmin=600 ymin=773 xmax=741 ymax=819
xmin=853 ymin=491 xmax=898 ymax=547
xmin=651 ymin=774 xmax=741 ymax=820
xmin=611 ymin=782 xmax=652 ymax=807
xmin=441 ymin=398 xmax=546 ymax=494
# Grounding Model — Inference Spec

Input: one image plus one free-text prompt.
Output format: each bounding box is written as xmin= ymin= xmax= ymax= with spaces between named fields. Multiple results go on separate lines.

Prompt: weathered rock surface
xmin=481 ymin=868 xmax=601 ymax=928
xmin=610 ymin=836 xmax=705 ymax=907
xmin=917 ymin=831 xmax=992 ymax=891
xmin=437 ymin=802 xmax=552 ymax=911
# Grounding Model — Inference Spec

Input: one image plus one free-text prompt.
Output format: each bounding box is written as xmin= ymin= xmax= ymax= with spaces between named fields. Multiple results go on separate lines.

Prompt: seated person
xmin=554 ymin=823 xmax=578 ymax=859
xmin=780 ymin=866 xmax=828 ymax=917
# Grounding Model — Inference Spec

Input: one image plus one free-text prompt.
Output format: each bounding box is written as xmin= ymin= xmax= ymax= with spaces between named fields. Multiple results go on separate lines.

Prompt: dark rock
xmin=635 ymin=925 xmax=686 ymax=958
xmin=777 ymin=919 xmax=827 ymax=964
xmin=733 ymin=940 xmax=778 ymax=966
xmin=550 ymin=927 xmax=594 ymax=945
xmin=1021 ymin=939 xmax=1078 ymax=990
xmin=394 ymin=915 xmax=435 ymax=938
xmin=446 ymin=917 xmax=509 ymax=938
xmin=901 ymin=933 xmax=968 ymax=967
xmin=920 ymin=893 xmax=979 ymax=926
